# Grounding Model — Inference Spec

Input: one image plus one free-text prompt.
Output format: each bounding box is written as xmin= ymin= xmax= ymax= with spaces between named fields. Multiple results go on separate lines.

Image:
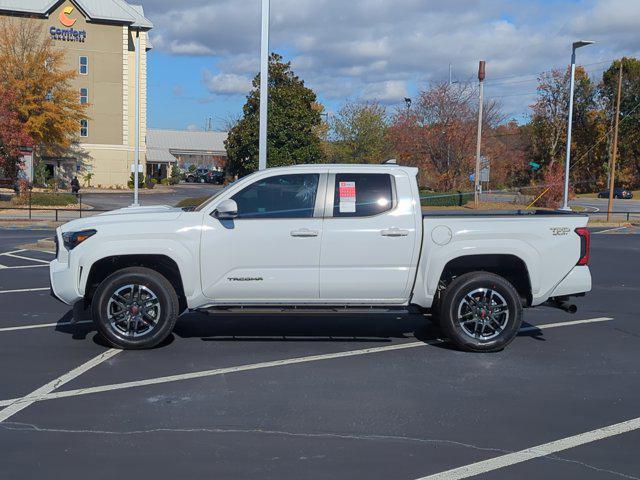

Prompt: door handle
xmin=291 ymin=228 xmax=319 ymax=238
xmin=381 ymin=228 xmax=409 ymax=237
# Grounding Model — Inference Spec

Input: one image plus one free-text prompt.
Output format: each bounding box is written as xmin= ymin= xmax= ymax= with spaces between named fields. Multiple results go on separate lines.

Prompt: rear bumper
xmin=49 ymin=258 xmax=82 ymax=306
xmin=549 ymin=265 xmax=592 ymax=298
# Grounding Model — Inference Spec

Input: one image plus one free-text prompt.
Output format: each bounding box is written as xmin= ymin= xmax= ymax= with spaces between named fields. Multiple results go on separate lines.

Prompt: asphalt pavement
xmin=0 ymin=228 xmax=638 ymax=479
xmin=81 ymin=183 xmax=222 ymax=210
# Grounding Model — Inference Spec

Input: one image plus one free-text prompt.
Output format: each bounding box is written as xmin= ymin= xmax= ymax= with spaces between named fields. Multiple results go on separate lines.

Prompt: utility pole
xmin=474 ymin=61 xmax=486 ymax=207
xmin=258 ymin=0 xmax=270 ymax=171
xmin=449 ymin=63 xmax=452 ymax=85
xmin=607 ymin=63 xmax=623 ymax=222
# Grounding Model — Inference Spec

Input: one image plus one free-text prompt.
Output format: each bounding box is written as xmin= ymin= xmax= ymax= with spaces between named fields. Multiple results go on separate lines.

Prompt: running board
xmin=194 ymin=305 xmax=415 ymax=315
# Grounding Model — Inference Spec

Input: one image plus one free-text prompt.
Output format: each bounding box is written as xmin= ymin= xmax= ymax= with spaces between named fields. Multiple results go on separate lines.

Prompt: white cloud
xmin=203 ymin=71 xmax=252 ymax=96
xmin=142 ymin=0 xmax=640 ymax=112
xmin=362 ymin=80 xmax=408 ymax=103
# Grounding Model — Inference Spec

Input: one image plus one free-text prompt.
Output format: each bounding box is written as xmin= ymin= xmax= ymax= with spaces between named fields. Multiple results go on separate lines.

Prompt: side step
xmin=194 ymin=305 xmax=417 ymax=315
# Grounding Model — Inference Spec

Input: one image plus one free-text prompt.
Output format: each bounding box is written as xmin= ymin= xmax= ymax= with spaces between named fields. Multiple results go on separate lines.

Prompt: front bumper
xmin=49 ymin=258 xmax=82 ymax=306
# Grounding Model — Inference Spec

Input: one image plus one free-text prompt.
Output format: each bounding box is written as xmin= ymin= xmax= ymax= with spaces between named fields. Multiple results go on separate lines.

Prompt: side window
xmin=80 ymin=88 xmax=88 ymax=105
xmin=79 ymin=56 xmax=88 ymax=75
xmin=231 ymin=174 xmax=319 ymax=219
xmin=333 ymin=173 xmax=393 ymax=217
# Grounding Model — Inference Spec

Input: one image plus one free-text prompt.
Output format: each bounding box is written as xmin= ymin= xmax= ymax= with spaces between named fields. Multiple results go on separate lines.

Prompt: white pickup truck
xmin=50 ymin=164 xmax=592 ymax=352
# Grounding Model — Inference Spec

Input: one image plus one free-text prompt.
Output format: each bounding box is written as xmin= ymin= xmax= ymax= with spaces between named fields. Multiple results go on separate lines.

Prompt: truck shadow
xmin=54 ymin=309 xmax=546 ymax=349
xmin=175 ymin=311 xmax=434 ymax=344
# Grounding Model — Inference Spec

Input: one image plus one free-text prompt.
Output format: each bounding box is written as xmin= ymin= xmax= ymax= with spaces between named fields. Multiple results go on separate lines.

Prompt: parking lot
xmin=0 ymin=227 xmax=638 ymax=479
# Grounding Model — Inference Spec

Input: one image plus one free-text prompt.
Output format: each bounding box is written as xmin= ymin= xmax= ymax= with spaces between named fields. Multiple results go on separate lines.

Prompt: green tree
xmin=601 ymin=57 xmax=640 ymax=187
xmin=328 ymin=101 xmax=392 ymax=164
xmin=225 ymin=53 xmax=324 ymax=177
xmin=528 ymin=67 xmax=605 ymax=193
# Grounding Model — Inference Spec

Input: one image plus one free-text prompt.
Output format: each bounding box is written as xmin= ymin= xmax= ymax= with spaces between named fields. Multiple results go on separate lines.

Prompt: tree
xmin=0 ymin=18 xmax=87 ymax=159
xmin=389 ymin=82 xmax=505 ymax=191
xmin=601 ymin=57 xmax=640 ymax=188
xmin=225 ymin=53 xmax=324 ymax=177
xmin=328 ymin=101 xmax=392 ymax=164
xmin=0 ymin=89 xmax=32 ymax=179
xmin=528 ymin=67 xmax=605 ymax=194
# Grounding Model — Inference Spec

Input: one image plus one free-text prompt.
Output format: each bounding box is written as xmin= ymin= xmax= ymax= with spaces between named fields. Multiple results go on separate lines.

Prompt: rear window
xmin=332 ymin=173 xmax=393 ymax=217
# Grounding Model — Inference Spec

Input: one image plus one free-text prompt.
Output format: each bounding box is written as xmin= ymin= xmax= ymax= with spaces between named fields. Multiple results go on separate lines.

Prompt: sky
xmin=142 ymin=0 xmax=640 ymax=131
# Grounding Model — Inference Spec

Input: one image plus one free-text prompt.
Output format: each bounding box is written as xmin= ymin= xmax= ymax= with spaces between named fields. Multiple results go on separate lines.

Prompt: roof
xmin=0 ymin=0 xmax=153 ymax=29
xmin=146 ymin=129 xmax=228 ymax=164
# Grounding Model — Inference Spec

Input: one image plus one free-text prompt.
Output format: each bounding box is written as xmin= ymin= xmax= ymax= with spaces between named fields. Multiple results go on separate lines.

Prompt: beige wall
xmin=0 ymin=1 xmax=150 ymax=187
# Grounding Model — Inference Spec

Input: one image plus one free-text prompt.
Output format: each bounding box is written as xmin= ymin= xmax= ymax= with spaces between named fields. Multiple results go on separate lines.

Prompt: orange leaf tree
xmin=0 ymin=17 xmax=87 ymax=162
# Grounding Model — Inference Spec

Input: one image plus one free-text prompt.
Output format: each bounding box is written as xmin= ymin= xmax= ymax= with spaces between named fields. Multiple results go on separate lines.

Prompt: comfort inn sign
xmin=49 ymin=6 xmax=87 ymax=42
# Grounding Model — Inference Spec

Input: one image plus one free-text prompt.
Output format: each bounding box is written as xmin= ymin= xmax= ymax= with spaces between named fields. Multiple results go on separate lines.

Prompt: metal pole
xmin=474 ymin=61 xmax=485 ymax=207
xmin=607 ymin=63 xmax=623 ymax=222
xmin=133 ymin=30 xmax=141 ymax=206
xmin=449 ymin=63 xmax=452 ymax=85
xmin=258 ymin=0 xmax=270 ymax=171
xmin=562 ymin=49 xmax=577 ymax=211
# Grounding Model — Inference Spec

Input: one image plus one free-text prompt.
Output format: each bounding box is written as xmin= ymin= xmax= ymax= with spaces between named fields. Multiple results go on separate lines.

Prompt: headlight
xmin=62 ymin=229 xmax=96 ymax=250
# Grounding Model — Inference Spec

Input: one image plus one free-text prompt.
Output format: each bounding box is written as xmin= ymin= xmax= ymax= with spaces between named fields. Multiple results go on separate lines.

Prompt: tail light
xmin=575 ymin=228 xmax=590 ymax=266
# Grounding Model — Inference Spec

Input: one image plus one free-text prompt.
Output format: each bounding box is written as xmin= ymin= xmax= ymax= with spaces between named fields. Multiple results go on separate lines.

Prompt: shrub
xmin=145 ymin=178 xmax=156 ymax=189
xmin=128 ymin=173 xmax=145 ymax=189
xmin=12 ymin=192 xmax=78 ymax=206
xmin=420 ymin=190 xmax=474 ymax=207
xmin=160 ymin=178 xmax=170 ymax=186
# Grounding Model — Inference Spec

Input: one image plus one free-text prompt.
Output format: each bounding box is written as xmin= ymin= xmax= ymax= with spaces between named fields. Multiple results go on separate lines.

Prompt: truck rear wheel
xmin=92 ymin=267 xmax=179 ymax=350
xmin=439 ymin=272 xmax=522 ymax=352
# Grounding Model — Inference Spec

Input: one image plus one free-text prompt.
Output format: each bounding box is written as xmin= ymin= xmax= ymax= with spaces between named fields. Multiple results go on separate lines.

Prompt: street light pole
xmin=561 ymin=40 xmax=595 ymax=211
xmin=133 ymin=30 xmax=141 ymax=207
xmin=258 ymin=0 xmax=270 ymax=171
xmin=474 ymin=61 xmax=486 ymax=208
xmin=607 ymin=63 xmax=623 ymax=222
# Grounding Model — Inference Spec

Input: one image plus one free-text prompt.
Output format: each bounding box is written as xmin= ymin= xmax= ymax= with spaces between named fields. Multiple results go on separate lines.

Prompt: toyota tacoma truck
xmin=50 ymin=164 xmax=591 ymax=352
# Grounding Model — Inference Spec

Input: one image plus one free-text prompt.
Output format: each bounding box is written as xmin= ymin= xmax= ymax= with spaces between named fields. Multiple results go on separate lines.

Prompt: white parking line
xmin=0 ymin=317 xmax=613 ymax=408
xmin=0 ymin=287 xmax=50 ymax=294
xmin=593 ymin=226 xmax=628 ymax=234
xmin=0 ymin=349 xmax=121 ymax=423
xmin=1 ymin=253 xmax=50 ymax=264
xmin=416 ymin=416 xmax=640 ymax=480
xmin=0 ymin=265 xmax=48 ymax=270
xmin=0 ymin=320 xmax=92 ymax=333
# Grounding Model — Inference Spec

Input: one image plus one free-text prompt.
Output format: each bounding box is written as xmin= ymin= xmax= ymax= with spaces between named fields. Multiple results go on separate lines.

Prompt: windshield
xmin=193 ymin=182 xmax=236 ymax=212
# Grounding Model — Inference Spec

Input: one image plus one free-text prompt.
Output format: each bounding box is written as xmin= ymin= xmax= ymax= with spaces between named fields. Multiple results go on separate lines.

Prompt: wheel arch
xmin=437 ymin=254 xmax=533 ymax=306
xmin=84 ymin=254 xmax=188 ymax=313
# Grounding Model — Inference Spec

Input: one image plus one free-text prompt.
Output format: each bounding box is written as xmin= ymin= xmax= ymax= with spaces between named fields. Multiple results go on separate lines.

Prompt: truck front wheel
xmin=92 ymin=267 xmax=179 ymax=349
xmin=439 ymin=272 xmax=523 ymax=352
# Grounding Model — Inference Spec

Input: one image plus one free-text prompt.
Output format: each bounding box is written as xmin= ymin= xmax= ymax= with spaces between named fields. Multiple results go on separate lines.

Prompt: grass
xmin=11 ymin=192 xmax=78 ymax=207
xmin=175 ymin=196 xmax=210 ymax=208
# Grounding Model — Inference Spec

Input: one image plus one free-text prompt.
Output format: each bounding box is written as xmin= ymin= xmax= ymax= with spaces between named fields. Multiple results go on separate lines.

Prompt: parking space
xmin=0 ymin=231 xmax=638 ymax=479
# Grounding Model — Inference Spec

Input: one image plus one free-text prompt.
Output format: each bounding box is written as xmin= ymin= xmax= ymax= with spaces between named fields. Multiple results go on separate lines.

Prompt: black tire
xmin=186 ymin=176 xmax=194 ymax=183
xmin=92 ymin=267 xmax=179 ymax=350
xmin=439 ymin=272 xmax=523 ymax=352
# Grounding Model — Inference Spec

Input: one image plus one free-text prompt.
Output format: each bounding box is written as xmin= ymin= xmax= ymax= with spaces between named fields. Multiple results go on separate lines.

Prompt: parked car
xmin=185 ymin=168 xmax=209 ymax=183
xmin=50 ymin=164 xmax=592 ymax=352
xmin=597 ymin=188 xmax=633 ymax=199
xmin=205 ymin=170 xmax=225 ymax=185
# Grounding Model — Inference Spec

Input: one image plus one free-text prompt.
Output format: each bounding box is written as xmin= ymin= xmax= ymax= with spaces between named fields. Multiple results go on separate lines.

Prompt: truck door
xmin=319 ymin=170 xmax=419 ymax=304
xmin=201 ymin=172 xmax=326 ymax=303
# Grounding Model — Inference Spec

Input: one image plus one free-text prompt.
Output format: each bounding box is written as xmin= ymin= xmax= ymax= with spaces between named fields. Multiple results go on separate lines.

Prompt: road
xmin=571 ymin=197 xmax=640 ymax=213
xmin=81 ymin=183 xmax=222 ymax=211
xmin=0 ymin=227 xmax=638 ymax=479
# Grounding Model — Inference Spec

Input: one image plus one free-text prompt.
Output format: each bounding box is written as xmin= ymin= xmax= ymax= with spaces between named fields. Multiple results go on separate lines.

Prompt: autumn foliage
xmin=0 ymin=17 xmax=87 ymax=172
xmin=0 ymin=89 xmax=32 ymax=178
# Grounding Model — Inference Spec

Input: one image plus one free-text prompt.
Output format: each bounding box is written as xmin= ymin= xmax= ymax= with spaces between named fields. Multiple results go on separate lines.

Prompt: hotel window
xmin=80 ymin=88 xmax=88 ymax=105
xmin=79 ymin=56 xmax=88 ymax=75
xmin=80 ymin=120 xmax=88 ymax=137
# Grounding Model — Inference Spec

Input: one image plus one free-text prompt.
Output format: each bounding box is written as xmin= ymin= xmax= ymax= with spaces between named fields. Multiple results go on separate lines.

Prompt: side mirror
xmin=214 ymin=199 xmax=238 ymax=219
